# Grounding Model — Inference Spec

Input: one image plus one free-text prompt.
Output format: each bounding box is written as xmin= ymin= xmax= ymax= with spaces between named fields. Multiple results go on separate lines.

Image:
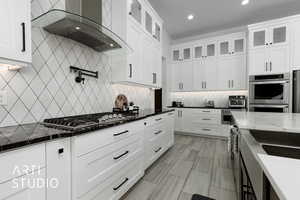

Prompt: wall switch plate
xmin=0 ymin=90 xmax=7 ymax=105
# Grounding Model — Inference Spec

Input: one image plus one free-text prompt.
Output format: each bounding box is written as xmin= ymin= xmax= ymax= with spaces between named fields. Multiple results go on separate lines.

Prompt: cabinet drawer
xmin=76 ymin=153 xmax=143 ymax=200
xmin=0 ymin=143 xmax=45 ymax=184
xmin=190 ymin=109 xmax=221 ymax=114
xmin=184 ymin=124 xmax=219 ymax=135
xmin=74 ymin=135 xmax=142 ymax=198
xmin=74 ymin=121 xmax=144 ymax=157
xmin=194 ymin=116 xmax=221 ymax=125
xmin=146 ymin=114 xmax=167 ymax=126
xmin=0 ymin=168 xmax=45 ymax=200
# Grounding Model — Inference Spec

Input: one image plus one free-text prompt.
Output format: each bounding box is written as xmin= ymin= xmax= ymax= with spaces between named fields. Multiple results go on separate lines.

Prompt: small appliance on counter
xmin=113 ymin=94 xmax=139 ymax=114
xmin=205 ymin=100 xmax=215 ymax=108
xmin=229 ymin=95 xmax=247 ymax=109
xmin=171 ymin=101 xmax=184 ymax=107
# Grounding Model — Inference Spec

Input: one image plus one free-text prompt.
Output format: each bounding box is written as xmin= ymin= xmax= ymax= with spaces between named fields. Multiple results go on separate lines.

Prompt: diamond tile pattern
xmin=0 ymin=0 xmax=153 ymax=127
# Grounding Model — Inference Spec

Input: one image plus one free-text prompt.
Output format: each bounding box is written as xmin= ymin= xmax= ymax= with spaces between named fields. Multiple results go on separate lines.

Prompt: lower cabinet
xmin=174 ymin=108 xmax=230 ymax=138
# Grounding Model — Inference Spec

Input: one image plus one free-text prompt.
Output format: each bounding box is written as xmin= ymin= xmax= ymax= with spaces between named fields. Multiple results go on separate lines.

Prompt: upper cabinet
xmin=248 ymin=21 xmax=290 ymax=75
xmin=291 ymin=18 xmax=300 ymax=69
xmin=171 ymin=32 xmax=247 ymax=92
xmin=129 ymin=0 xmax=142 ymax=24
xmin=0 ymin=0 xmax=31 ymax=67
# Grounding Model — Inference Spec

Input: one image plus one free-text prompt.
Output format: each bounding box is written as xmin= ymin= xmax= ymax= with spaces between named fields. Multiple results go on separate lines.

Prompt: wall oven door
xmin=249 ymin=80 xmax=290 ymax=105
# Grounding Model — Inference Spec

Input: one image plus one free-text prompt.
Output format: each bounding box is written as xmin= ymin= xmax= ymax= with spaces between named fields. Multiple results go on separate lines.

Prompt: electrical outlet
xmin=0 ymin=90 xmax=7 ymax=105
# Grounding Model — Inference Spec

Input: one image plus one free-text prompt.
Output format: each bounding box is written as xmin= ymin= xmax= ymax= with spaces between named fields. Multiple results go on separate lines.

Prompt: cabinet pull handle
xmin=228 ymin=80 xmax=230 ymax=88
xmin=155 ymin=118 xmax=162 ymax=121
xmin=232 ymin=80 xmax=234 ymax=88
xmin=168 ymin=113 xmax=174 ymax=116
xmin=202 ymin=111 xmax=210 ymax=113
xmin=154 ymin=147 xmax=162 ymax=153
xmin=154 ymin=130 xmax=162 ymax=135
xmin=205 ymin=82 xmax=207 ymax=89
xmin=270 ymin=62 xmax=272 ymax=71
xmin=113 ymin=178 xmax=129 ymax=191
xmin=113 ymin=130 xmax=129 ymax=136
xmin=153 ymin=73 xmax=157 ymax=84
xmin=58 ymin=148 xmax=64 ymax=154
xmin=202 ymin=118 xmax=211 ymax=121
xmin=265 ymin=62 xmax=268 ymax=71
xmin=202 ymin=128 xmax=211 ymax=131
xmin=21 ymin=22 xmax=26 ymax=52
xmin=129 ymin=64 xmax=132 ymax=78
xmin=113 ymin=151 xmax=129 ymax=160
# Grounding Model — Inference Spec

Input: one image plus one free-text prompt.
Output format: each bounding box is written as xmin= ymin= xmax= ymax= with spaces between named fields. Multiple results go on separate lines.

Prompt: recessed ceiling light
xmin=110 ymin=43 xmax=114 ymax=47
xmin=241 ymin=0 xmax=249 ymax=5
xmin=187 ymin=14 xmax=194 ymax=20
xmin=75 ymin=26 xmax=81 ymax=30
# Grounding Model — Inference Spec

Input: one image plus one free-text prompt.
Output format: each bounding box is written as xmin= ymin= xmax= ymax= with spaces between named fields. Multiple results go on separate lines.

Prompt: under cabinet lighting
xmin=0 ymin=64 xmax=22 ymax=71
xmin=241 ymin=0 xmax=249 ymax=5
xmin=187 ymin=14 xmax=194 ymax=20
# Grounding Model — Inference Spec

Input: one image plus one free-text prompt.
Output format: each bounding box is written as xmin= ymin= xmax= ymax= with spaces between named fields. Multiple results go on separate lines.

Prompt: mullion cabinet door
xmin=129 ymin=0 xmax=142 ymax=24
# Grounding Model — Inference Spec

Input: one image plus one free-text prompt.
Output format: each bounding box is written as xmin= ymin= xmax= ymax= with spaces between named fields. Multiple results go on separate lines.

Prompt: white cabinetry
xmin=171 ymin=32 xmax=247 ymax=92
xmin=174 ymin=108 xmax=230 ymax=138
xmin=0 ymin=0 xmax=31 ymax=67
xmin=291 ymin=17 xmax=300 ymax=69
xmin=248 ymin=22 xmax=290 ymax=75
xmin=46 ymin=139 xmax=71 ymax=200
xmin=111 ymin=0 xmax=163 ymax=88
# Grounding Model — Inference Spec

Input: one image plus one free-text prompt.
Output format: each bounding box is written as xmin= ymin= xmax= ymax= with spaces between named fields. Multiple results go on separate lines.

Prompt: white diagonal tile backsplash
xmin=0 ymin=0 xmax=154 ymax=127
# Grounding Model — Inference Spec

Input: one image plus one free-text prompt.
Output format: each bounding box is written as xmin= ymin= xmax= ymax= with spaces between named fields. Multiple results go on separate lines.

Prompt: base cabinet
xmin=174 ymin=108 xmax=230 ymax=138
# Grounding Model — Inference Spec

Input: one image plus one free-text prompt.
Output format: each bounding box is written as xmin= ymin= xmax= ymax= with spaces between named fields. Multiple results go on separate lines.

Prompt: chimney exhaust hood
xmin=32 ymin=0 xmax=131 ymax=54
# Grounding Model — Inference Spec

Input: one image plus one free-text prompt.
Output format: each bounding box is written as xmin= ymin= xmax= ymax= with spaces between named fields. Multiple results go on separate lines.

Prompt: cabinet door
xmin=145 ymin=11 xmax=153 ymax=35
xmin=292 ymin=19 xmax=300 ymax=68
xmin=219 ymin=40 xmax=230 ymax=57
xmin=152 ymin=44 xmax=162 ymax=87
xmin=0 ymin=169 xmax=46 ymax=200
xmin=174 ymin=110 xmax=183 ymax=132
xmin=154 ymin=23 xmax=161 ymax=42
xmin=165 ymin=113 xmax=175 ymax=147
xmin=206 ymin=43 xmax=216 ymax=57
xmin=231 ymin=55 xmax=246 ymax=90
xmin=46 ymin=139 xmax=71 ymax=200
xmin=127 ymin=21 xmax=142 ymax=83
xmin=218 ymin=56 xmax=234 ymax=90
xmin=193 ymin=59 xmax=206 ymax=90
xmin=249 ymin=29 xmax=268 ymax=49
xmin=270 ymin=24 xmax=288 ymax=47
xmin=181 ymin=61 xmax=194 ymax=91
xmin=183 ymin=47 xmax=192 ymax=61
xmin=204 ymin=58 xmax=218 ymax=90
xmin=0 ymin=0 xmax=31 ymax=64
xmin=172 ymin=49 xmax=181 ymax=62
xmin=233 ymin=38 xmax=245 ymax=55
xmin=171 ymin=63 xmax=182 ymax=91
xmin=248 ymin=49 xmax=268 ymax=75
xmin=269 ymin=46 xmax=289 ymax=74
xmin=128 ymin=0 xmax=142 ymax=24
xmin=142 ymin=35 xmax=154 ymax=85
xmin=194 ymin=45 xmax=204 ymax=59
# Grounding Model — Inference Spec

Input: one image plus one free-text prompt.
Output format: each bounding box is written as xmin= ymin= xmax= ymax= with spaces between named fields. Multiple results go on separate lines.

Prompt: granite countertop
xmin=231 ymin=111 xmax=300 ymax=133
xmin=167 ymin=106 xmax=241 ymax=109
xmin=0 ymin=109 xmax=174 ymax=153
xmin=257 ymin=154 xmax=300 ymax=200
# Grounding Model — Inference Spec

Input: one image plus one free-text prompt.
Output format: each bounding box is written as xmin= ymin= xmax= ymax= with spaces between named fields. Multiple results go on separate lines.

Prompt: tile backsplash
xmin=170 ymin=91 xmax=248 ymax=107
xmin=0 ymin=0 xmax=153 ymax=127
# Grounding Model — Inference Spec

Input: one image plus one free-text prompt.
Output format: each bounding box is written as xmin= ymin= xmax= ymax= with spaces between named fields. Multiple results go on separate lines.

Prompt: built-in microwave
xmin=249 ymin=73 xmax=290 ymax=105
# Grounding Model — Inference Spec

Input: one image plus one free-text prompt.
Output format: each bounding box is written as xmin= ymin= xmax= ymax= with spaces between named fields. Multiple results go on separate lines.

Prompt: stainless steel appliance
xmin=229 ymin=95 xmax=247 ymax=108
xmin=249 ymin=73 xmax=290 ymax=112
xmin=293 ymin=70 xmax=300 ymax=113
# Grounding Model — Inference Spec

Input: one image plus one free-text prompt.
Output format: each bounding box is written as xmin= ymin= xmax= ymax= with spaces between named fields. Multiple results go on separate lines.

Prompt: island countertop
xmin=231 ymin=111 xmax=300 ymax=133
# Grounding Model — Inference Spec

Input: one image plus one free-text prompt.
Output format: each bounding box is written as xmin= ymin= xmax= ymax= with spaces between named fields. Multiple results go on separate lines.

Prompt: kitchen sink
xmin=262 ymin=145 xmax=300 ymax=160
xmin=250 ymin=130 xmax=300 ymax=147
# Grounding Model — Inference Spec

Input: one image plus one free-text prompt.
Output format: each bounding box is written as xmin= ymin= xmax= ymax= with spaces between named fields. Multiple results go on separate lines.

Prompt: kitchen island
xmin=232 ymin=111 xmax=300 ymax=200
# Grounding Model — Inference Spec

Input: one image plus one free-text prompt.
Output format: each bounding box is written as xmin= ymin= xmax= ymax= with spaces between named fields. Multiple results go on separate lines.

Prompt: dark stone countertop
xmin=0 ymin=109 xmax=174 ymax=153
xmin=167 ymin=106 xmax=246 ymax=110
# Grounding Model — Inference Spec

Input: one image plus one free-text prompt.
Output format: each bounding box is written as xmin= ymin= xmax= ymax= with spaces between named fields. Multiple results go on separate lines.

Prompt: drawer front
xmin=185 ymin=109 xmax=221 ymax=114
xmin=147 ymin=114 xmax=167 ymax=126
xmin=74 ymin=121 xmax=144 ymax=157
xmin=185 ymin=123 xmax=219 ymax=135
xmin=74 ymin=136 xmax=142 ymax=197
xmin=0 ymin=143 xmax=45 ymax=184
xmin=0 ymin=168 xmax=45 ymax=200
xmin=76 ymin=153 xmax=143 ymax=200
xmin=148 ymin=123 xmax=165 ymax=140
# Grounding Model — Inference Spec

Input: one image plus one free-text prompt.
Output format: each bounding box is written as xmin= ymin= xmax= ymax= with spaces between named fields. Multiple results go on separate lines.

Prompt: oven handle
xmin=250 ymin=104 xmax=289 ymax=108
xmin=250 ymin=80 xmax=289 ymax=85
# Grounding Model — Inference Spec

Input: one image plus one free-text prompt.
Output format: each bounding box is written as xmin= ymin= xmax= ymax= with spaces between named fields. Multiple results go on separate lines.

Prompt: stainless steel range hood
xmin=32 ymin=0 xmax=131 ymax=54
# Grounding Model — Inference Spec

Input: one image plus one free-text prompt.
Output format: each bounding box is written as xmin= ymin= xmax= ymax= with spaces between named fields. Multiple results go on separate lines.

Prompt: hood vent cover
xmin=32 ymin=9 xmax=131 ymax=54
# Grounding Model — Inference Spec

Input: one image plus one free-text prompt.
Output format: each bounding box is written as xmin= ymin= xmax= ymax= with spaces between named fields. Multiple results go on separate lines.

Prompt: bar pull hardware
xmin=129 ymin=64 xmax=133 ymax=78
xmin=154 ymin=130 xmax=162 ymax=135
xmin=21 ymin=23 xmax=26 ymax=52
xmin=202 ymin=128 xmax=211 ymax=131
xmin=202 ymin=118 xmax=211 ymax=121
xmin=113 ymin=130 xmax=129 ymax=136
xmin=270 ymin=62 xmax=272 ymax=71
xmin=113 ymin=178 xmax=129 ymax=191
xmin=113 ymin=151 xmax=129 ymax=160
xmin=155 ymin=118 xmax=162 ymax=121
xmin=154 ymin=147 xmax=162 ymax=153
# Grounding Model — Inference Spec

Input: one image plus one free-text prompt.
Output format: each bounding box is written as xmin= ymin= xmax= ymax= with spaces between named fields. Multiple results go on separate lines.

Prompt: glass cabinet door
xmin=220 ymin=41 xmax=229 ymax=55
xmin=145 ymin=11 xmax=152 ymax=34
xmin=173 ymin=50 xmax=180 ymax=61
xmin=129 ymin=0 xmax=142 ymax=24
xmin=234 ymin=39 xmax=244 ymax=53
xmin=272 ymin=26 xmax=287 ymax=45
xmin=154 ymin=23 xmax=161 ymax=41
xmin=183 ymin=48 xmax=191 ymax=60
xmin=253 ymin=30 xmax=266 ymax=47
xmin=194 ymin=46 xmax=203 ymax=59
xmin=207 ymin=44 xmax=215 ymax=57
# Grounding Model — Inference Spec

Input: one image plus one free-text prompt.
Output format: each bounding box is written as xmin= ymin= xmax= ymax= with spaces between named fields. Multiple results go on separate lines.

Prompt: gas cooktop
xmin=42 ymin=113 xmax=137 ymax=133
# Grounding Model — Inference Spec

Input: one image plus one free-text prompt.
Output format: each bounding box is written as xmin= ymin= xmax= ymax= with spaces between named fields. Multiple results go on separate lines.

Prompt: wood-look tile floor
xmin=121 ymin=135 xmax=237 ymax=200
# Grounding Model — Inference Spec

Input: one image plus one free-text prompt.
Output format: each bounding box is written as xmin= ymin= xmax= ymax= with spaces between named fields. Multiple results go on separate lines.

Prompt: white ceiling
xmin=148 ymin=0 xmax=300 ymax=39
